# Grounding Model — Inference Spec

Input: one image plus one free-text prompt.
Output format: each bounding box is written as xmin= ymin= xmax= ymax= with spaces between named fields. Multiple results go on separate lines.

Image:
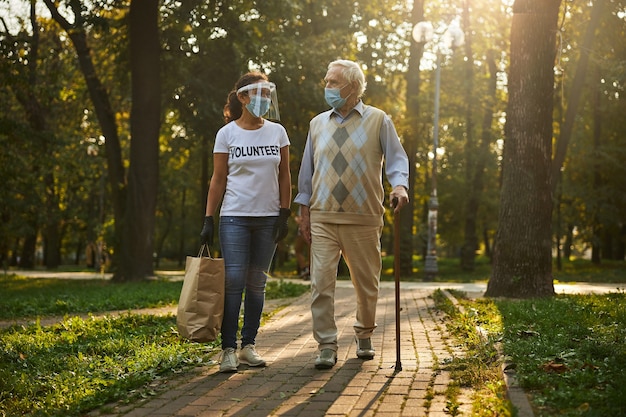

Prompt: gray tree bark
xmin=486 ymin=0 xmax=561 ymax=298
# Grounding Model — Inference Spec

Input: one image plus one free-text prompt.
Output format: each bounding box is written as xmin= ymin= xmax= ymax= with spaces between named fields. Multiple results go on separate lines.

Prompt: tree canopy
xmin=0 ymin=0 xmax=624 ymax=294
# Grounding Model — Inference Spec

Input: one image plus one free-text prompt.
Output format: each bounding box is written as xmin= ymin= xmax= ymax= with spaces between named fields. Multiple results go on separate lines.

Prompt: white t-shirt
xmin=214 ymin=120 xmax=290 ymax=216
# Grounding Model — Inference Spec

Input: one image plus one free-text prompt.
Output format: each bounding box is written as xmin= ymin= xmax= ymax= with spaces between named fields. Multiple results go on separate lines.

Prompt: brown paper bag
xmin=176 ymin=245 xmax=225 ymax=342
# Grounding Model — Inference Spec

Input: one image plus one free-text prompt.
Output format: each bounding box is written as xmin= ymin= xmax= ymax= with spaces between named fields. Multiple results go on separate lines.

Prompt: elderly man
xmin=294 ymin=59 xmax=410 ymax=369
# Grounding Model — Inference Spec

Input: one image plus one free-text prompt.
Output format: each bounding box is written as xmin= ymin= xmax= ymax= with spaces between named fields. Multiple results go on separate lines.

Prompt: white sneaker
xmin=239 ymin=344 xmax=266 ymax=367
xmin=219 ymin=347 xmax=239 ymax=373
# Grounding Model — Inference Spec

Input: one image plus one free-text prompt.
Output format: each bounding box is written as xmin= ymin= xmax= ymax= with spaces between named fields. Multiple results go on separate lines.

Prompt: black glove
xmin=200 ymin=216 xmax=214 ymax=246
xmin=273 ymin=208 xmax=291 ymax=243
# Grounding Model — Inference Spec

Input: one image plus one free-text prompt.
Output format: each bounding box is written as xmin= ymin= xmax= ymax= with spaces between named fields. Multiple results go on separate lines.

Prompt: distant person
xmin=201 ymin=72 xmax=292 ymax=373
xmin=294 ymin=208 xmax=310 ymax=280
xmin=294 ymin=59 xmax=409 ymax=369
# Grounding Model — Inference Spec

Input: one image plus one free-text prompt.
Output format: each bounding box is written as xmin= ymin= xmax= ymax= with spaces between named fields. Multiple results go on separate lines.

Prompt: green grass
xmin=0 ymin=274 xmax=308 ymax=320
xmin=0 ymin=273 xmax=310 ymax=417
xmin=265 ymin=279 xmax=309 ymax=299
xmin=495 ymin=293 xmax=626 ymax=417
xmin=276 ymin=253 xmax=496 ymax=282
xmin=0 ymin=274 xmax=181 ymax=320
xmin=379 ymin=255 xmax=494 ymax=282
xmin=435 ymin=288 xmax=626 ymax=417
xmin=553 ymin=259 xmax=626 ymax=283
xmin=1 ymin=313 xmax=214 ymax=417
xmin=432 ymin=289 xmax=514 ymax=416
xmin=379 ymin=257 xmax=626 ymax=284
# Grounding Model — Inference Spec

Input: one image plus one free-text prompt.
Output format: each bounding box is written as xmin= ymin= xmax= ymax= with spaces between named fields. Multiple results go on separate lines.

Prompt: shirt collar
xmin=327 ymin=100 xmax=364 ymax=121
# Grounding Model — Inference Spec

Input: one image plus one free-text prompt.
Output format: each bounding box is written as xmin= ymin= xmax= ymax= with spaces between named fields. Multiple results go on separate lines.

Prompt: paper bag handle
xmin=198 ymin=244 xmax=214 ymax=258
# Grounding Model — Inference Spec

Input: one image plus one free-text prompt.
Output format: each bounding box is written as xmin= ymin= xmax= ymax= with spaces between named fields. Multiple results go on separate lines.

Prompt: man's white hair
xmin=328 ymin=59 xmax=367 ymax=98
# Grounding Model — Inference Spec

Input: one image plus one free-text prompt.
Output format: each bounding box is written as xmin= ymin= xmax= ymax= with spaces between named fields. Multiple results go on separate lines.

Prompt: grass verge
xmin=0 ymin=274 xmax=181 ymax=320
xmin=432 ymin=289 xmax=514 ymax=416
xmin=0 ymin=274 xmax=307 ymax=320
xmin=1 ymin=313 xmax=214 ymax=416
xmin=379 ymin=258 xmax=626 ymax=284
xmin=0 ymin=274 xmax=309 ymax=417
xmin=495 ymin=292 xmax=626 ymax=417
xmin=434 ymin=289 xmax=626 ymax=417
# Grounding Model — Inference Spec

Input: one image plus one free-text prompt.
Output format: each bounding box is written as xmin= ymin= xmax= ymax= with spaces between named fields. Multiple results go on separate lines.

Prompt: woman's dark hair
xmin=223 ymin=72 xmax=268 ymax=122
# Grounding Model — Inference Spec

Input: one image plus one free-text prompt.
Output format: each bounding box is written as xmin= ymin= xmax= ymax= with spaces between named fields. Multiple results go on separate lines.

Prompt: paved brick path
xmin=98 ymin=282 xmax=473 ymax=417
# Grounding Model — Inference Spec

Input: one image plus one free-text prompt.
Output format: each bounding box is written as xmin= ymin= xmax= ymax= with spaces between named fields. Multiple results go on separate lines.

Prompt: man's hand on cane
xmin=390 ymin=185 xmax=409 ymax=213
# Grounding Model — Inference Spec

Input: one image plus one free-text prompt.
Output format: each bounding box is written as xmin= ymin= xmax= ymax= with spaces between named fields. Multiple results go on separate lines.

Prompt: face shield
xmin=237 ymin=81 xmax=280 ymax=120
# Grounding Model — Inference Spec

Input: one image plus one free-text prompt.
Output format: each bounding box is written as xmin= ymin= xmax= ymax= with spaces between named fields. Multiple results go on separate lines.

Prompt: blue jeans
xmin=219 ymin=216 xmax=277 ymax=350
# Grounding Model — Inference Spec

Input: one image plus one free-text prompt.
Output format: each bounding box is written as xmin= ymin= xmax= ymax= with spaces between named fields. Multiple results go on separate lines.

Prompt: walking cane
xmin=392 ymin=198 xmax=402 ymax=371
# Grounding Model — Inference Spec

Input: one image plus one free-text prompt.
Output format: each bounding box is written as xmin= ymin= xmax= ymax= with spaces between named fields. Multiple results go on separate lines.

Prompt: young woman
xmin=200 ymin=72 xmax=292 ymax=372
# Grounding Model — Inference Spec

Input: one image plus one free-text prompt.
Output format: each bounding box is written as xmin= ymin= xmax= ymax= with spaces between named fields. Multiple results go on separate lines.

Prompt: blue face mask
xmin=324 ymin=85 xmax=348 ymax=109
xmin=246 ymin=95 xmax=271 ymax=118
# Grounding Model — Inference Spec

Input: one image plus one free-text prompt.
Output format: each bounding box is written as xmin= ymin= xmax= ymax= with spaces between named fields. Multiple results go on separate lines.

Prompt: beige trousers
xmin=310 ymin=222 xmax=383 ymax=351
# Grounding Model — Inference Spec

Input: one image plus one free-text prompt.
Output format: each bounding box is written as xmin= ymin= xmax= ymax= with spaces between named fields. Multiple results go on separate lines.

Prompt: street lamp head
xmin=443 ymin=23 xmax=465 ymax=49
xmin=87 ymin=144 xmax=98 ymax=156
xmin=412 ymin=21 xmax=434 ymax=44
xmin=413 ymin=20 xmax=465 ymax=51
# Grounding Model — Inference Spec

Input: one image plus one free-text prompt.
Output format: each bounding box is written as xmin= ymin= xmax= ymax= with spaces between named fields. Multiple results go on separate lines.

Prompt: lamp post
xmin=412 ymin=21 xmax=464 ymax=280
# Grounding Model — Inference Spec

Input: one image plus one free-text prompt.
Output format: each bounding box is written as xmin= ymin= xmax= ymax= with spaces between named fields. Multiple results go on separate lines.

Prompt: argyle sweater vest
xmin=309 ymin=105 xmax=386 ymax=226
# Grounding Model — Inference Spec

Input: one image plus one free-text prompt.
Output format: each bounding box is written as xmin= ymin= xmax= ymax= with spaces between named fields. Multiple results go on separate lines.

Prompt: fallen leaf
xmin=578 ymin=403 xmax=590 ymax=412
xmin=541 ymin=361 xmax=569 ymax=373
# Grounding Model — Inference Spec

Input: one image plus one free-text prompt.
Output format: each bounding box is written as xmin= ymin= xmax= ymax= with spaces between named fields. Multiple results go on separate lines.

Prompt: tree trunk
xmin=178 ymin=187 xmax=187 ymax=268
xmin=618 ymin=225 xmax=626 ymax=261
xmin=43 ymin=0 xmax=127 ymax=270
xmin=592 ymin=237 xmax=601 ymax=264
xmin=602 ymin=230 xmax=613 ymax=261
xmin=591 ymin=62 xmax=603 ymax=265
xmin=114 ymin=0 xmax=161 ymax=281
xmin=460 ymin=0 xmax=476 ymax=271
xmin=399 ymin=0 xmax=425 ymax=277
xmin=555 ymin=182 xmax=562 ymax=271
xmin=485 ymin=0 xmax=561 ymax=298
xmin=461 ymin=49 xmax=497 ymax=271
xmin=8 ymin=3 xmax=63 ymax=269
xmin=19 ymin=234 xmax=37 ymax=268
xmin=154 ymin=207 xmax=173 ymax=270
xmin=563 ymin=224 xmax=573 ymax=260
xmin=201 ymin=130 xmax=211 ymax=239
xmin=43 ymin=171 xmax=62 ymax=269
xmin=551 ymin=0 xmax=605 ymax=195
xmin=482 ymin=227 xmax=492 ymax=259
xmin=461 ymin=2 xmax=498 ymax=271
